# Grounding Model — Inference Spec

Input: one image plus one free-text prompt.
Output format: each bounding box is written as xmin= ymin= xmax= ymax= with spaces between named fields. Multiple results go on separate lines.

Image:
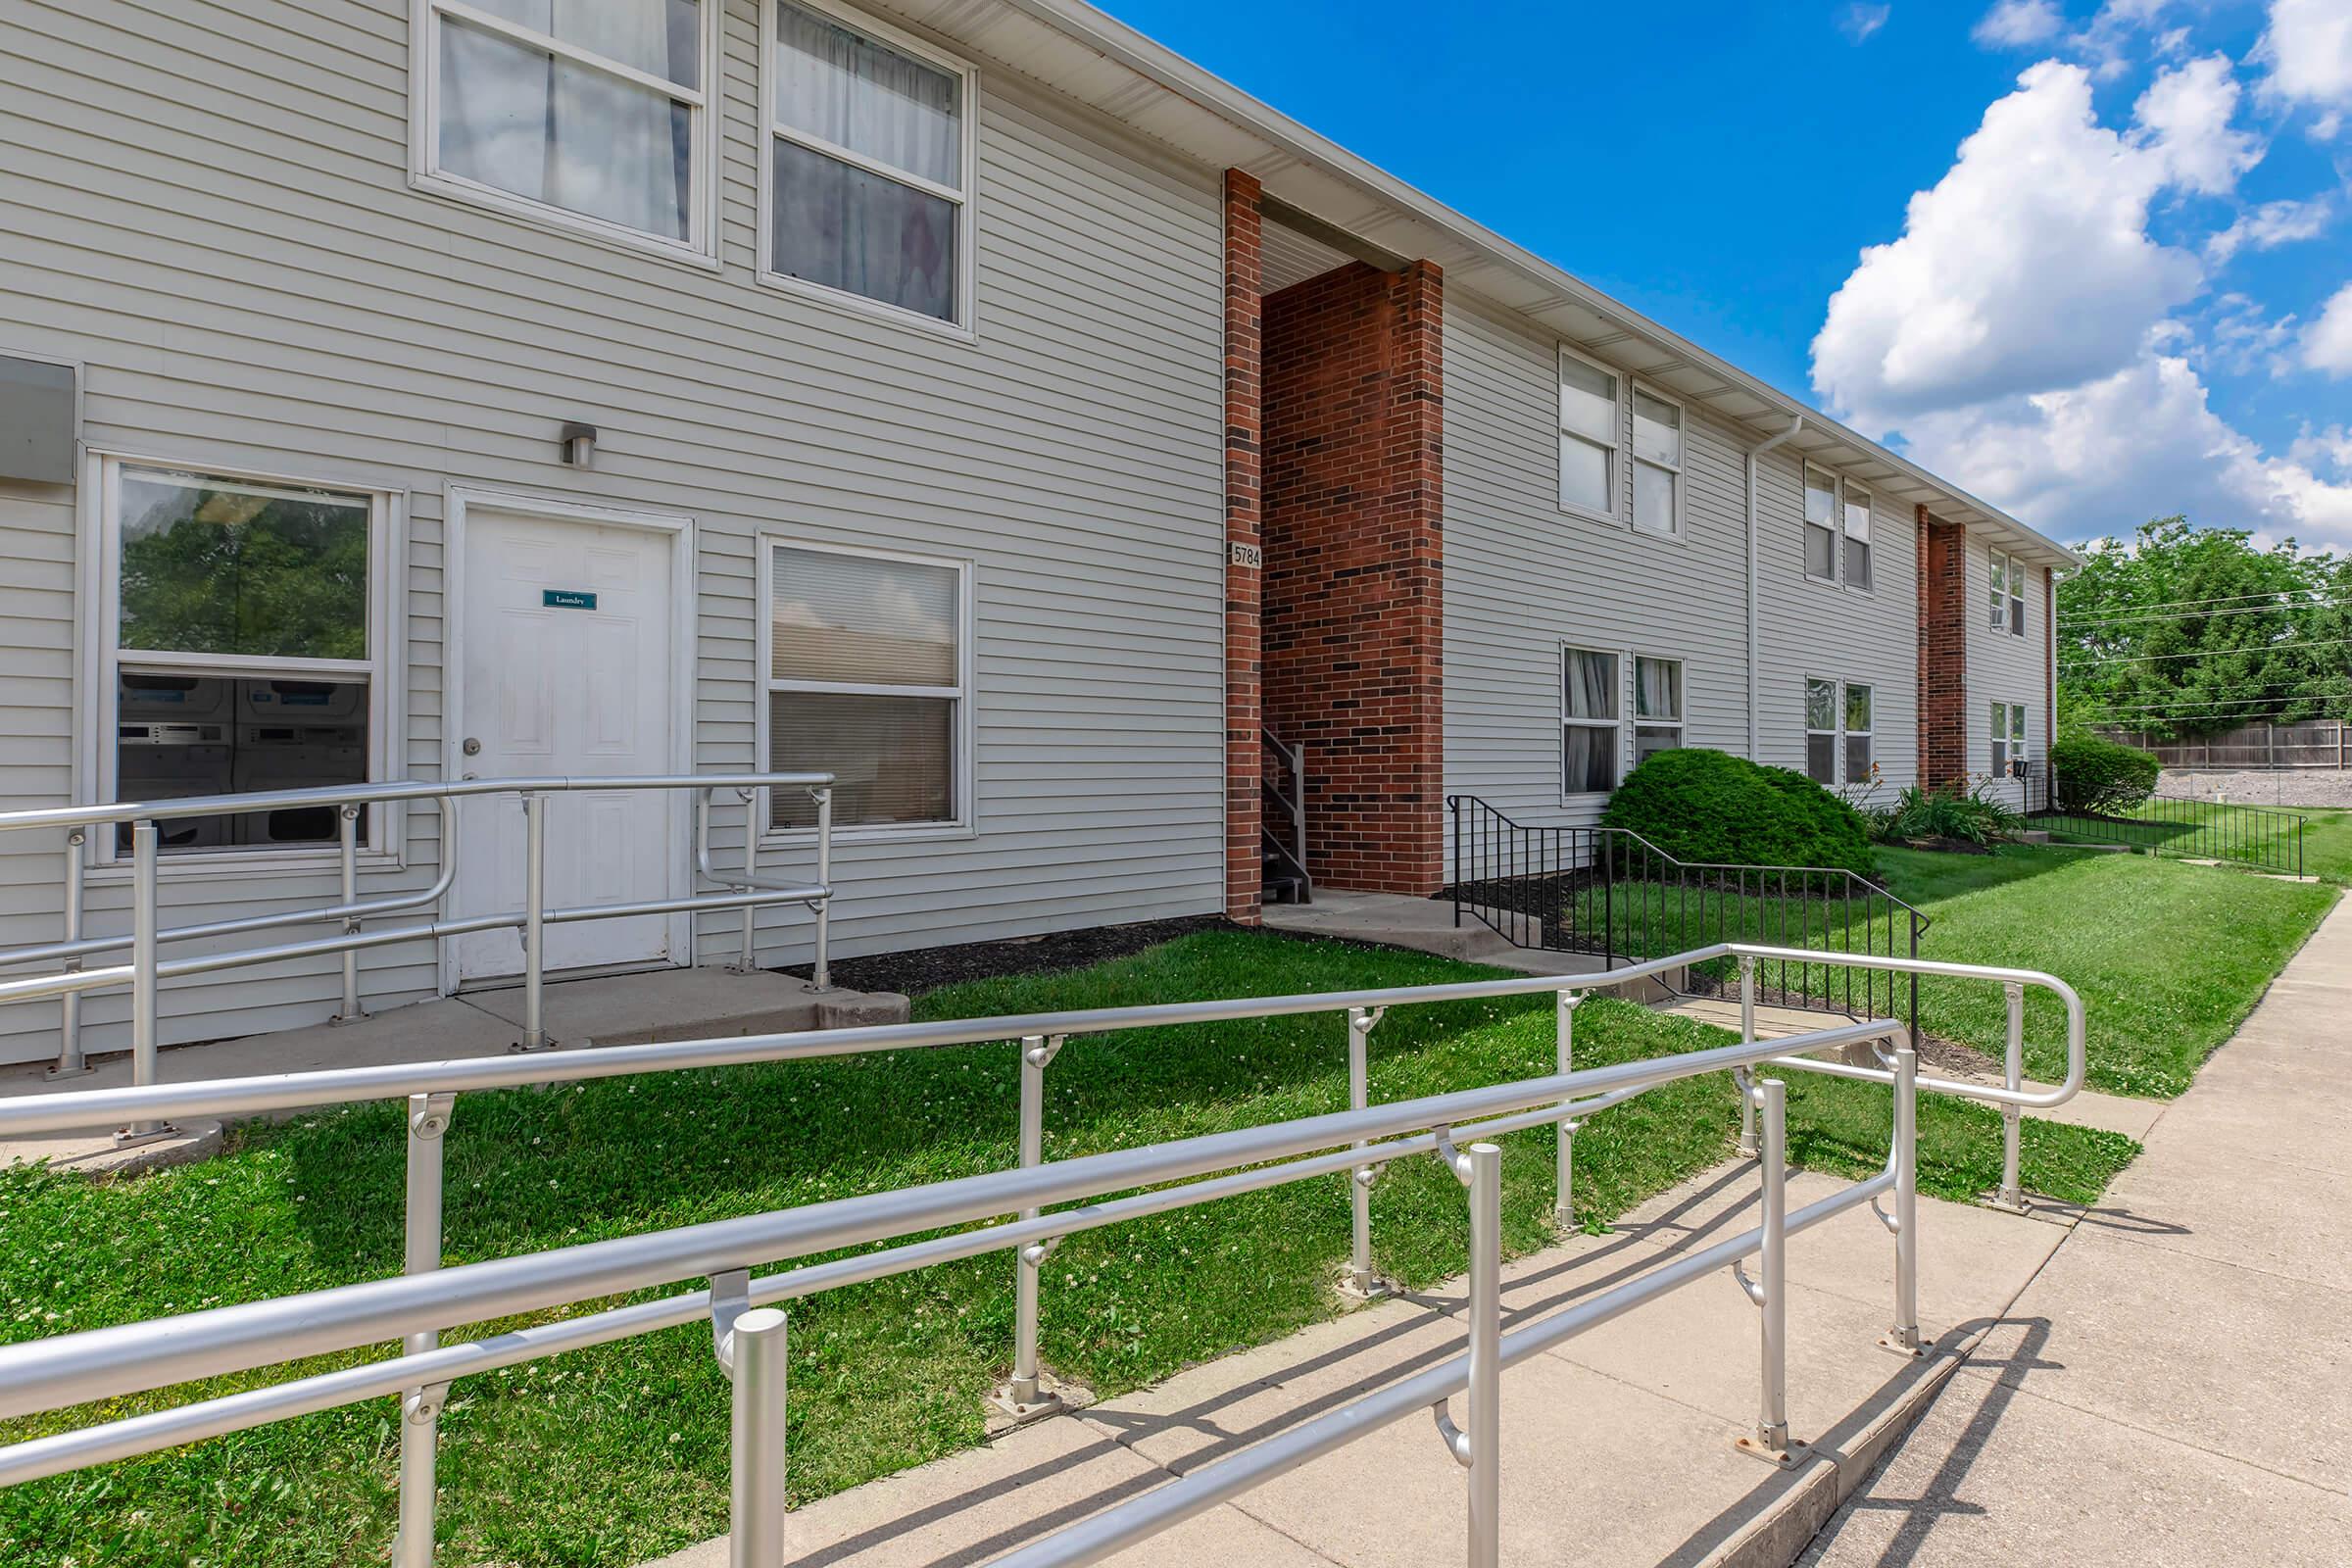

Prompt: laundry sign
xmin=542 ymin=589 xmax=598 ymax=611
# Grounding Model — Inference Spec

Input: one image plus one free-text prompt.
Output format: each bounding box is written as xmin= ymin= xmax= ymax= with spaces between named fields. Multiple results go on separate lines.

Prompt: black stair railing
xmin=1445 ymin=795 xmax=1928 ymax=1041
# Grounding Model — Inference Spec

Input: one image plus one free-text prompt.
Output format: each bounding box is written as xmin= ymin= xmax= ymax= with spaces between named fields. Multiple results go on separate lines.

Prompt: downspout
xmin=1746 ymin=416 xmax=1804 ymax=760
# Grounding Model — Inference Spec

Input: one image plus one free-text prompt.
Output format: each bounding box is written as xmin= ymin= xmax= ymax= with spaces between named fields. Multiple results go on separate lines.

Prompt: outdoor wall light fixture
xmin=560 ymin=421 xmax=598 ymax=467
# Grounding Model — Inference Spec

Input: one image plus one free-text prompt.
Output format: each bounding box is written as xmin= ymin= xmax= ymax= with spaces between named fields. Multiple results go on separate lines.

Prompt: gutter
xmin=1747 ymin=416 xmax=1804 ymax=760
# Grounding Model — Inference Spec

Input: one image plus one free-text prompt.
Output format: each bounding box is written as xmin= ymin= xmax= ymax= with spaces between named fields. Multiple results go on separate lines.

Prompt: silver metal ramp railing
xmin=0 ymin=773 xmax=837 ymax=1136
xmin=0 ymin=942 xmax=2083 ymax=1568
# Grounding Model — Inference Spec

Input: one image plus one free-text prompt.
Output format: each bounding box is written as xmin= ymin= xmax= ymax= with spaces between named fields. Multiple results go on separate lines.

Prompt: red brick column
xmin=1917 ymin=506 xmax=1969 ymax=790
xmin=1261 ymin=259 xmax=1446 ymax=895
xmin=1223 ymin=171 xmax=1264 ymax=923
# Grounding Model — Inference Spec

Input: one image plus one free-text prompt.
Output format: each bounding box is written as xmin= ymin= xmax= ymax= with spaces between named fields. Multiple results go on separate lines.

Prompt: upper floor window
xmin=764 ymin=0 xmax=974 ymax=326
xmin=1803 ymin=465 xmax=1838 ymax=581
xmin=1631 ymin=389 xmax=1685 ymax=539
xmin=1842 ymin=486 xmax=1873 ymax=591
xmin=1557 ymin=350 xmax=1620 ymax=519
xmin=1989 ymin=548 xmax=2028 ymax=634
xmin=420 ymin=0 xmax=715 ymax=256
xmin=762 ymin=539 xmax=969 ymax=833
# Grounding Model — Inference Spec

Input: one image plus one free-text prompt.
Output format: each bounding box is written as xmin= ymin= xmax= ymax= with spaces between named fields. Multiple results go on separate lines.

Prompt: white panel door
xmin=453 ymin=510 xmax=678 ymax=983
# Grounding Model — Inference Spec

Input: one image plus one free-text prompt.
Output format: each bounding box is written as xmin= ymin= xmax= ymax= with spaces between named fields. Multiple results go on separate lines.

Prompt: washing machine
xmin=231 ymin=678 xmax=368 ymax=847
xmin=115 ymin=672 xmax=234 ymax=853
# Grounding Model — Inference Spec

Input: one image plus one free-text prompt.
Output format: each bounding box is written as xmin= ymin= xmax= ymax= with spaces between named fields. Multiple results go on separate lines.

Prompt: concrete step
xmin=645 ymin=1157 xmax=2064 ymax=1568
xmin=0 ymin=966 xmax=907 ymax=1177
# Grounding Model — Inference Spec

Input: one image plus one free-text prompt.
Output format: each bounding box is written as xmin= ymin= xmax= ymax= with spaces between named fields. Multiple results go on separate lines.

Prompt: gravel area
xmin=776 ymin=914 xmax=1242 ymax=996
xmin=2159 ymin=768 xmax=2352 ymax=808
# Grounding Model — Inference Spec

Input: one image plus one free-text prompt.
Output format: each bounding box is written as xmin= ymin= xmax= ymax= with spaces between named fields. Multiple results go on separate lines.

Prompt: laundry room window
xmin=761 ymin=539 xmax=969 ymax=835
xmin=94 ymin=460 xmax=395 ymax=859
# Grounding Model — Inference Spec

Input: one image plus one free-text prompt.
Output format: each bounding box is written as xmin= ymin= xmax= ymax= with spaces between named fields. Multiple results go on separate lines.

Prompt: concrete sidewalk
xmin=1802 ymin=898 xmax=2352 ymax=1566
xmin=650 ymin=1156 xmax=2069 ymax=1568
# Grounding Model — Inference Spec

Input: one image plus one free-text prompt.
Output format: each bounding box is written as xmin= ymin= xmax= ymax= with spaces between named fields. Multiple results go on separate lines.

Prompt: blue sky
xmin=1101 ymin=0 xmax=2352 ymax=551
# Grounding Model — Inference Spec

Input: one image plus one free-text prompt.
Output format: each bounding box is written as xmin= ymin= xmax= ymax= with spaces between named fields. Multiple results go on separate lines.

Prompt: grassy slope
xmin=1874 ymin=845 xmax=2336 ymax=1097
xmin=2290 ymin=806 xmax=2352 ymax=885
xmin=0 ymin=931 xmax=2135 ymax=1568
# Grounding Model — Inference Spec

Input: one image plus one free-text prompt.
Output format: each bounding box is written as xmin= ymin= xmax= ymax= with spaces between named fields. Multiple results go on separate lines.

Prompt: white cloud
xmin=2255 ymin=0 xmax=2352 ymax=131
xmin=1812 ymin=62 xmax=2205 ymax=426
xmin=2132 ymin=54 xmax=2261 ymax=195
xmin=2206 ymin=196 xmax=2334 ymax=262
xmin=2305 ymin=284 xmax=2352 ymax=375
xmin=1894 ymin=340 xmax=2352 ymax=542
xmin=1975 ymin=0 xmax=2063 ymax=47
xmin=1812 ymin=49 xmax=2352 ymax=547
xmin=1840 ymin=3 xmax=1892 ymax=43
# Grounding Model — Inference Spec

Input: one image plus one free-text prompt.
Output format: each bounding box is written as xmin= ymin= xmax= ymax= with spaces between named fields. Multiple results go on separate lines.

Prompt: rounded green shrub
xmin=1598 ymin=748 xmax=1875 ymax=873
xmin=2050 ymin=734 xmax=2161 ymax=814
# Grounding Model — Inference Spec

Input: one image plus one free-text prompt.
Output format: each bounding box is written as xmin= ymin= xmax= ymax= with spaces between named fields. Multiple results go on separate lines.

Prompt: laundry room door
xmin=450 ymin=505 xmax=683 ymax=984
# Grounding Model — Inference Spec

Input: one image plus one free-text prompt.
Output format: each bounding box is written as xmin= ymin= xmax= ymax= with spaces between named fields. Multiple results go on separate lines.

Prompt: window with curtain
xmin=428 ymin=0 xmax=707 ymax=248
xmin=1990 ymin=700 xmax=2014 ymax=775
xmin=105 ymin=464 xmax=385 ymax=856
xmin=1989 ymin=549 xmax=2011 ymax=630
xmin=764 ymin=542 xmax=965 ymax=830
xmin=1803 ymin=466 xmax=1837 ymax=581
xmin=1561 ymin=647 xmax=1619 ymax=795
xmin=1558 ymin=350 xmax=1619 ymax=518
xmin=768 ymin=0 xmax=967 ymax=323
xmin=1842 ymin=485 xmax=1873 ymax=591
xmin=1804 ymin=678 xmax=1838 ymax=784
xmin=1633 ymin=656 xmax=1683 ymax=762
xmin=1631 ymin=390 xmax=1683 ymax=538
xmin=1843 ymin=683 xmax=1874 ymax=783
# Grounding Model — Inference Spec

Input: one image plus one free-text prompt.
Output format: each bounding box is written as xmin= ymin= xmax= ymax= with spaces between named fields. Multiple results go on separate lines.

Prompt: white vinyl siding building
xmin=1971 ymin=541 xmax=2051 ymax=810
xmin=0 ymin=0 xmax=1227 ymax=1066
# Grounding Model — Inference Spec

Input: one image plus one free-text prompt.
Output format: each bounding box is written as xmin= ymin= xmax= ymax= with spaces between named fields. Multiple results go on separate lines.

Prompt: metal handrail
xmin=0 ymin=772 xmax=836 ymax=1101
xmin=1260 ymin=726 xmax=1311 ymax=903
xmin=0 ymin=941 xmax=2082 ymax=1568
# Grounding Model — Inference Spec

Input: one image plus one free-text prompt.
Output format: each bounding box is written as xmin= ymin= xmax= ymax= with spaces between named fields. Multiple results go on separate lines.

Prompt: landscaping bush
xmin=1875 ymin=782 xmax=2025 ymax=848
xmin=2051 ymin=734 xmax=2161 ymax=814
xmin=1599 ymin=748 xmax=1874 ymax=873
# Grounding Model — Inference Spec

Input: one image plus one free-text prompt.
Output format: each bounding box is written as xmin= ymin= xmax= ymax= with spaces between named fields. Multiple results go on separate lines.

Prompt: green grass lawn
xmin=0 ymin=930 xmax=2136 ymax=1568
xmin=2289 ymin=805 xmax=2352 ymax=885
xmin=1872 ymin=845 xmax=2336 ymax=1097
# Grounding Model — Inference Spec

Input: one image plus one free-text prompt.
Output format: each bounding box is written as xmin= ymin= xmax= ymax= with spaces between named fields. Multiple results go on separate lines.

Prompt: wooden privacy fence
xmin=2098 ymin=721 xmax=2352 ymax=770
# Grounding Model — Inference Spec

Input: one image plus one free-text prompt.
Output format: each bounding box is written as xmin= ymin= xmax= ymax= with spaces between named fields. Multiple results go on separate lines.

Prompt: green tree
xmin=2058 ymin=516 xmax=2352 ymax=739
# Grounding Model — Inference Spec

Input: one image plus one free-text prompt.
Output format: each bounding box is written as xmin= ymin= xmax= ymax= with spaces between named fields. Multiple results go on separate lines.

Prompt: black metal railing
xmin=2030 ymin=791 xmax=2307 ymax=876
xmin=1261 ymin=728 xmax=1311 ymax=904
xmin=1444 ymin=796 xmax=1928 ymax=1038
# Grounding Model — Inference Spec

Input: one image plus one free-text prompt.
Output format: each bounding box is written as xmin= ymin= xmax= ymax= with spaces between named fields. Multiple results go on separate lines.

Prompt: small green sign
xmin=542 ymin=589 xmax=598 ymax=611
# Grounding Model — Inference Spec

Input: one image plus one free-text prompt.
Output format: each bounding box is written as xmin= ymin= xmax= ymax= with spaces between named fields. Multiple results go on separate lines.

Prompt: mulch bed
xmin=776 ymin=914 xmax=1240 ymax=997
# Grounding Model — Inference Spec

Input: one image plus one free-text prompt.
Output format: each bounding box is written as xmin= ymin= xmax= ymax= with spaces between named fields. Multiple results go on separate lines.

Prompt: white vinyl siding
xmin=0 ymin=0 xmax=1226 ymax=1066
xmin=1970 ymin=546 xmax=2049 ymax=811
xmin=1446 ymin=295 xmax=1757 ymax=849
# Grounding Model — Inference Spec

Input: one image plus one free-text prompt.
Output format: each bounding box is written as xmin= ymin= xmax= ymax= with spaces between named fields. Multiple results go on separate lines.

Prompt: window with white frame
xmin=1989 ymin=700 xmax=2028 ymax=777
xmin=1803 ymin=465 xmax=1838 ymax=581
xmin=1561 ymin=646 xmax=1620 ymax=794
xmin=1804 ymin=677 xmax=1873 ymax=786
xmin=1804 ymin=678 xmax=1838 ymax=784
xmin=419 ymin=0 xmax=714 ymax=253
xmin=1630 ymin=389 xmax=1684 ymax=538
xmin=2007 ymin=554 xmax=2027 ymax=636
xmin=1557 ymin=350 xmax=1620 ymax=518
xmin=98 ymin=461 xmax=391 ymax=857
xmin=1989 ymin=548 xmax=2011 ymax=630
xmin=1633 ymin=656 xmax=1684 ymax=762
xmin=1844 ymin=682 xmax=1874 ymax=782
xmin=763 ymin=541 xmax=967 ymax=831
xmin=764 ymin=0 xmax=972 ymax=324
xmin=1842 ymin=484 xmax=1873 ymax=591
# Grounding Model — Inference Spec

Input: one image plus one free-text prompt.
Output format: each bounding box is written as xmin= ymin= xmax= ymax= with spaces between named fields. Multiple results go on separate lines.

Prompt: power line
xmin=2074 ymin=694 xmax=2351 ymax=715
xmin=2061 ymin=586 xmax=2329 ymax=618
xmin=2058 ymin=635 xmax=2352 ymax=670
xmin=2061 ymin=597 xmax=2347 ymax=630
